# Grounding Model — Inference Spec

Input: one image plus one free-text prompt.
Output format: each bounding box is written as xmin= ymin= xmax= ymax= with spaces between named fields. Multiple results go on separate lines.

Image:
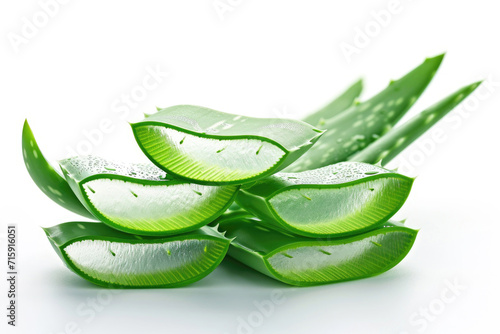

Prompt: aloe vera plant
xmin=24 ymin=54 xmax=479 ymax=289
xmin=349 ymin=81 xmax=481 ymax=164
xmin=217 ymin=214 xmax=417 ymax=286
xmin=237 ymin=162 xmax=413 ymax=237
xmin=22 ymin=121 xmax=94 ymax=219
xmin=59 ymin=156 xmax=239 ymax=235
xmin=44 ymin=221 xmax=230 ymax=288
xmin=286 ymin=54 xmax=444 ymax=172
xmin=302 ymin=79 xmax=363 ymax=128
xmin=131 ymin=105 xmax=324 ymax=185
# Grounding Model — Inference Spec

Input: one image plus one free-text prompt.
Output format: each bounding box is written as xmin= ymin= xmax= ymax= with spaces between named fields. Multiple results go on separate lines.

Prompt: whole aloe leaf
xmin=302 ymin=79 xmax=363 ymax=128
xmin=286 ymin=54 xmax=444 ymax=172
xmin=217 ymin=215 xmax=417 ymax=286
xmin=44 ymin=221 xmax=230 ymax=288
xmin=59 ymin=156 xmax=239 ymax=236
xmin=348 ymin=81 xmax=482 ymax=164
xmin=131 ymin=105 xmax=324 ymax=185
xmin=22 ymin=121 xmax=95 ymax=219
xmin=237 ymin=162 xmax=413 ymax=237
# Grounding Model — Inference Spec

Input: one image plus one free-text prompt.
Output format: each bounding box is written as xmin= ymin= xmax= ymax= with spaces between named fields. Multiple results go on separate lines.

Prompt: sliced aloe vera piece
xmin=59 ymin=156 xmax=239 ymax=236
xmin=131 ymin=105 xmax=324 ymax=185
xmin=348 ymin=81 xmax=482 ymax=164
xmin=44 ymin=221 xmax=230 ymax=288
xmin=217 ymin=215 xmax=417 ymax=286
xmin=237 ymin=162 xmax=413 ymax=237
xmin=286 ymin=54 xmax=444 ymax=172
xmin=302 ymin=79 xmax=363 ymax=128
xmin=22 ymin=120 xmax=94 ymax=219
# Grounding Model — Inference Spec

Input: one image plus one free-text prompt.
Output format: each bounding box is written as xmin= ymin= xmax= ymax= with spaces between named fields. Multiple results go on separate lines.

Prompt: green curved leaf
xmin=22 ymin=120 xmax=95 ymax=219
xmin=44 ymin=221 xmax=230 ymax=288
xmin=131 ymin=105 xmax=324 ymax=185
xmin=237 ymin=162 xmax=413 ymax=237
xmin=217 ymin=214 xmax=417 ymax=286
xmin=59 ymin=156 xmax=239 ymax=236
xmin=302 ymin=79 xmax=363 ymax=128
xmin=286 ymin=54 xmax=444 ymax=172
xmin=348 ymin=81 xmax=482 ymax=164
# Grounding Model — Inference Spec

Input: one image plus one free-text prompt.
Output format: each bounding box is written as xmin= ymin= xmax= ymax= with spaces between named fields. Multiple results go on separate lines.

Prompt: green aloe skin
xmin=216 ymin=214 xmax=417 ymax=286
xmin=22 ymin=121 xmax=95 ymax=219
xmin=44 ymin=221 xmax=230 ymax=288
xmin=131 ymin=105 xmax=324 ymax=185
xmin=286 ymin=54 xmax=444 ymax=172
xmin=302 ymin=79 xmax=363 ymax=128
xmin=237 ymin=162 xmax=413 ymax=237
xmin=348 ymin=81 xmax=481 ymax=165
xmin=59 ymin=156 xmax=239 ymax=236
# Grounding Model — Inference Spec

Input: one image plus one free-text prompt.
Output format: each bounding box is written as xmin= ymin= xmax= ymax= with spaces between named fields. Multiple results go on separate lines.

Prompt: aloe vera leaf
xmin=59 ymin=156 xmax=239 ymax=236
xmin=131 ymin=105 xmax=324 ymax=185
xmin=217 ymin=215 xmax=417 ymax=286
xmin=22 ymin=120 xmax=95 ymax=219
xmin=236 ymin=161 xmax=413 ymax=237
xmin=348 ymin=81 xmax=482 ymax=165
xmin=285 ymin=54 xmax=444 ymax=172
xmin=302 ymin=79 xmax=363 ymax=128
xmin=43 ymin=221 xmax=230 ymax=288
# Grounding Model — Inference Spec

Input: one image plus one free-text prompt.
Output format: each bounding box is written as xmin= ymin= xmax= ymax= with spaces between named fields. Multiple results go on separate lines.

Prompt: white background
xmin=1 ymin=1 xmax=499 ymax=333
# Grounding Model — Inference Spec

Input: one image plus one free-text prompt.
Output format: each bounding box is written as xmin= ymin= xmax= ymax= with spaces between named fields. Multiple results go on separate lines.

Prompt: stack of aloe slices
xmin=23 ymin=54 xmax=481 ymax=288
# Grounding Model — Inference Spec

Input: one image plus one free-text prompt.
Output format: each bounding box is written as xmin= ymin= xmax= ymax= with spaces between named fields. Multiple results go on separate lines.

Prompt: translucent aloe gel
xmin=59 ymin=156 xmax=239 ymax=236
xmin=237 ymin=162 xmax=413 ymax=237
xmin=44 ymin=221 xmax=230 ymax=288
xmin=217 ymin=214 xmax=417 ymax=286
xmin=131 ymin=105 xmax=324 ymax=185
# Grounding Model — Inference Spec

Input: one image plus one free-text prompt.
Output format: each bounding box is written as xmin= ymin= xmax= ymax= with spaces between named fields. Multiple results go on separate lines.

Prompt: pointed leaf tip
xmin=429 ymin=53 xmax=446 ymax=62
xmin=41 ymin=226 xmax=51 ymax=235
xmin=23 ymin=119 xmax=32 ymax=135
xmin=471 ymin=80 xmax=483 ymax=89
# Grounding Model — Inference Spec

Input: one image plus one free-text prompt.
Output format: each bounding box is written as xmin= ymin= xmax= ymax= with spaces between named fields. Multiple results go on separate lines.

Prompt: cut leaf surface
xmin=217 ymin=215 xmax=417 ymax=286
xmin=348 ymin=81 xmax=482 ymax=164
xmin=286 ymin=55 xmax=444 ymax=172
xmin=132 ymin=105 xmax=324 ymax=185
xmin=44 ymin=221 xmax=230 ymax=288
xmin=22 ymin=120 xmax=94 ymax=219
xmin=237 ymin=162 xmax=413 ymax=237
xmin=302 ymin=79 xmax=363 ymax=128
xmin=60 ymin=156 xmax=239 ymax=236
